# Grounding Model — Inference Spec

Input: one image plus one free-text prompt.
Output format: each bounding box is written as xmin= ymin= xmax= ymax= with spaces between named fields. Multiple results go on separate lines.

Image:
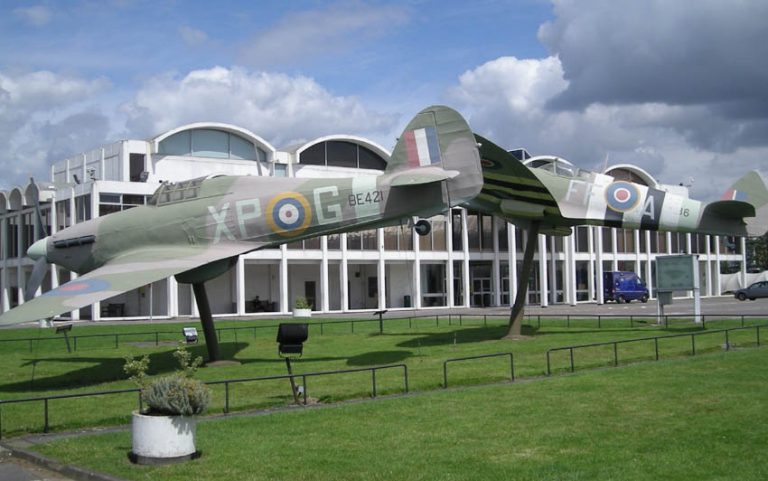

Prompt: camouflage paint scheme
xmin=468 ymin=134 xmax=768 ymax=238
xmin=0 ymin=106 xmax=483 ymax=326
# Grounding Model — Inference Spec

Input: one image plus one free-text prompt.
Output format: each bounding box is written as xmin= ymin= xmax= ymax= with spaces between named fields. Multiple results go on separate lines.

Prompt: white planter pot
xmin=130 ymin=411 xmax=198 ymax=465
xmin=293 ymin=308 xmax=312 ymax=318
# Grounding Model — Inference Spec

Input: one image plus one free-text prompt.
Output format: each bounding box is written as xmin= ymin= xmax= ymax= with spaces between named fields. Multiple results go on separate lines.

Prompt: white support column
xmin=538 ymin=233 xmax=548 ymax=308
xmin=508 ymin=224 xmax=517 ymax=306
xmin=69 ymin=272 xmax=80 ymax=321
xmin=685 ymin=233 xmax=692 ymax=254
xmin=634 ymin=230 xmax=641 ymax=275
xmin=740 ymin=237 xmax=748 ymax=287
xmin=492 ymin=217 xmax=501 ymax=307
xmin=714 ymin=236 xmax=722 ymax=295
xmin=16 ymin=213 xmax=23 ymax=306
xmin=587 ymin=227 xmax=595 ymax=301
xmin=413 ymin=225 xmax=422 ymax=310
xmin=321 ymin=236 xmax=330 ymax=312
xmin=377 ymin=229 xmax=385 ymax=311
xmin=461 ymin=209 xmax=470 ymax=308
xmin=611 ymin=228 xmax=618 ymax=271
xmin=567 ymin=229 xmax=577 ymax=306
xmin=549 ymin=236 xmax=557 ymax=304
xmin=666 ymin=232 xmax=673 ymax=255
xmin=235 ymin=256 xmax=245 ymax=315
xmin=280 ymin=245 xmax=289 ymax=314
xmin=167 ymin=275 xmax=179 ymax=318
xmin=595 ymin=227 xmax=605 ymax=304
xmin=705 ymin=235 xmax=713 ymax=297
xmin=341 ymin=233 xmax=349 ymax=311
xmin=644 ymin=231 xmax=653 ymax=297
xmin=446 ymin=212 xmax=455 ymax=307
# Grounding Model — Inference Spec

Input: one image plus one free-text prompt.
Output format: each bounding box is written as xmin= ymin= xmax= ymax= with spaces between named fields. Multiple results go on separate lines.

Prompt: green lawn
xmin=34 ymin=348 xmax=768 ymax=481
xmin=0 ymin=315 xmax=763 ymax=437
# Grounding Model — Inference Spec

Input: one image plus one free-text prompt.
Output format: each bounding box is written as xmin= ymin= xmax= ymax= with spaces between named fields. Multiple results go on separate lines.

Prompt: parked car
xmin=603 ymin=271 xmax=649 ymax=303
xmin=734 ymin=281 xmax=768 ymax=301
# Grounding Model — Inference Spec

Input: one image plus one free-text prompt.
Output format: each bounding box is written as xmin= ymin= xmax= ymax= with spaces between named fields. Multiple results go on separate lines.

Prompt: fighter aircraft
xmin=0 ymin=105 xmax=483 ymax=360
xmin=470 ymin=134 xmax=768 ymax=336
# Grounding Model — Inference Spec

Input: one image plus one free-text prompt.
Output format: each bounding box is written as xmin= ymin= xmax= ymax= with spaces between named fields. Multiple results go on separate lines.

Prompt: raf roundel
xmin=605 ymin=181 xmax=640 ymax=213
xmin=44 ymin=278 xmax=112 ymax=297
xmin=266 ymin=192 xmax=313 ymax=237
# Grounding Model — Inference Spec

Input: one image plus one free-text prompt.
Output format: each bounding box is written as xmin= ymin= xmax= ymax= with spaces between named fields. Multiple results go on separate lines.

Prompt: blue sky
xmin=1 ymin=0 xmax=767 ymax=200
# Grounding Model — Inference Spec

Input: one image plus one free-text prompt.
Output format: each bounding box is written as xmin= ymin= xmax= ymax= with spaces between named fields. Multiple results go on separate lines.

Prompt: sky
xmin=1 ymin=0 xmax=767 ymax=200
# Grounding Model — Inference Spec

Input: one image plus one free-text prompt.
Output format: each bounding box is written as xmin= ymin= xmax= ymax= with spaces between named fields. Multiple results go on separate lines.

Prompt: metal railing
xmin=0 ymin=363 xmax=408 ymax=439
xmin=1 ymin=313 xmax=766 ymax=354
xmin=443 ymin=353 xmax=514 ymax=388
xmin=546 ymin=324 xmax=763 ymax=375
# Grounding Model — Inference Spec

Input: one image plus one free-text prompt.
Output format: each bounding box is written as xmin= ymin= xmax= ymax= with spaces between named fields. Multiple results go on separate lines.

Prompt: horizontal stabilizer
xmin=703 ymin=200 xmax=755 ymax=219
xmin=720 ymin=170 xmax=768 ymax=237
xmin=389 ymin=166 xmax=459 ymax=187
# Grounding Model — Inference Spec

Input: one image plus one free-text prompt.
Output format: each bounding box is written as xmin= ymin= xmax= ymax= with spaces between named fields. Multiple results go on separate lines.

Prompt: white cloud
xmin=121 ymin=66 xmax=398 ymax=147
xmin=179 ymin=26 xmax=208 ymax=47
xmin=13 ymin=5 xmax=52 ymax=26
xmin=0 ymin=71 xmax=111 ymax=189
xmin=239 ymin=1 xmax=408 ymax=68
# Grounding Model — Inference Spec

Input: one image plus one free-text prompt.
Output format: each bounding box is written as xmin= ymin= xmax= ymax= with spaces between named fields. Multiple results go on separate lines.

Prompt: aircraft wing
xmin=0 ymin=243 xmax=260 ymax=327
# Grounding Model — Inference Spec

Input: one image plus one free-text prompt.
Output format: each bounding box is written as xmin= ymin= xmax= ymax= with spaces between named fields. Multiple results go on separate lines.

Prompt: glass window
xmin=358 ymin=145 xmax=386 ymax=170
xmin=362 ymin=229 xmax=377 ymax=250
xmin=230 ymin=134 xmax=255 ymax=160
xmin=327 ymin=233 xmax=341 ymax=250
xmin=300 ymin=143 xmax=325 ymax=165
xmin=192 ymin=129 xmax=229 ymax=158
xmin=158 ymin=131 xmax=191 ymax=155
xmin=326 ymin=141 xmax=357 ymax=168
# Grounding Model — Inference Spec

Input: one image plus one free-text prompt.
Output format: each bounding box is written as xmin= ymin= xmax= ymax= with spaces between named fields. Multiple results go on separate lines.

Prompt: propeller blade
xmin=30 ymin=177 xmax=50 ymax=238
xmin=24 ymin=257 xmax=49 ymax=302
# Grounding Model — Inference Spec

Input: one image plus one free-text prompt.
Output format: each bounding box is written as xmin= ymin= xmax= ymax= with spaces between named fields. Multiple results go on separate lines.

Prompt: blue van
xmin=603 ymin=271 xmax=649 ymax=303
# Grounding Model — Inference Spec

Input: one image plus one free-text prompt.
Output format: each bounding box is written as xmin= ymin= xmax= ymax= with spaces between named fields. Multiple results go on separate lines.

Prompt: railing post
xmin=43 ymin=398 xmax=49 ymax=433
xmin=509 ymin=353 xmax=515 ymax=382
xmin=613 ymin=342 xmax=618 ymax=366
xmin=570 ymin=348 xmax=575 ymax=372
xmin=757 ymin=325 xmax=761 ymax=346
xmin=403 ymin=365 xmax=409 ymax=393
xmin=654 ymin=337 xmax=659 ymax=361
xmin=443 ymin=361 xmax=448 ymax=388
xmin=302 ymin=375 xmax=308 ymax=405
xmin=691 ymin=334 xmax=696 ymax=355
xmin=372 ymin=369 xmax=377 ymax=398
xmin=224 ymin=382 xmax=230 ymax=413
xmin=546 ymin=351 xmax=551 ymax=376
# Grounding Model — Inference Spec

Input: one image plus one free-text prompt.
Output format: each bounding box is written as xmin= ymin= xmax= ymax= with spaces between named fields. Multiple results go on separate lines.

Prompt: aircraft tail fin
xmin=721 ymin=171 xmax=768 ymax=237
xmin=386 ymin=105 xmax=482 ymax=206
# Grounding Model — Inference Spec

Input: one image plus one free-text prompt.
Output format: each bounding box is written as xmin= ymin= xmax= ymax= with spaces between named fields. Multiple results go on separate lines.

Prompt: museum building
xmin=0 ymin=122 xmax=747 ymax=321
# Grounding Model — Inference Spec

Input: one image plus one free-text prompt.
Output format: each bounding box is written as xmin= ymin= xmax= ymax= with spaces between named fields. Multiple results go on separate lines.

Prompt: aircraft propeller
xmin=24 ymin=179 xmax=51 ymax=302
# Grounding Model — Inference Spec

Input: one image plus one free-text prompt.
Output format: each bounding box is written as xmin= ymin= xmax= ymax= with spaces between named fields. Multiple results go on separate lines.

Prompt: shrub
xmin=124 ymin=344 xmax=211 ymax=416
xmin=294 ymin=296 xmax=311 ymax=309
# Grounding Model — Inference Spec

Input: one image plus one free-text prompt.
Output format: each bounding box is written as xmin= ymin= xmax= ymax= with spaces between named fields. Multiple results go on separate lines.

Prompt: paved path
xmin=0 ymin=446 xmax=72 ymax=481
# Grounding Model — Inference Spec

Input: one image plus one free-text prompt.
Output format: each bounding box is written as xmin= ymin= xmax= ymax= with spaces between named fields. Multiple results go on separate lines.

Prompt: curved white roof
xmin=152 ymin=122 xmax=277 ymax=154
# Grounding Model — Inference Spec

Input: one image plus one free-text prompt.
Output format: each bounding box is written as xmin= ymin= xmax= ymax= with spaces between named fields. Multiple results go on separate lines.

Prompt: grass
xmin=33 ymin=348 xmax=768 ymax=481
xmin=0 ymin=315 xmax=764 ymax=437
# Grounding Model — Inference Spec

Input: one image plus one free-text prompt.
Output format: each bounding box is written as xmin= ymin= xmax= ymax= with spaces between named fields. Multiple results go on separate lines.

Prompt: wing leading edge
xmin=0 ymin=243 xmax=260 ymax=327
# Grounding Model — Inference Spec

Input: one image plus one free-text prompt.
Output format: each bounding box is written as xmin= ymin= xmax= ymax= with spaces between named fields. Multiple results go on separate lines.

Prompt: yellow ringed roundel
xmin=266 ymin=192 xmax=313 ymax=237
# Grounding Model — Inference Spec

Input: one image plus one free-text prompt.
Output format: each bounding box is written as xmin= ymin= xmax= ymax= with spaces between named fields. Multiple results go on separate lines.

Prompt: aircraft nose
xmin=27 ymin=237 xmax=48 ymax=261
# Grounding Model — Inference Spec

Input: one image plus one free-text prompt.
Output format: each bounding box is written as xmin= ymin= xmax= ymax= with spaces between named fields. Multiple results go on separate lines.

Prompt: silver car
xmin=734 ymin=281 xmax=768 ymax=301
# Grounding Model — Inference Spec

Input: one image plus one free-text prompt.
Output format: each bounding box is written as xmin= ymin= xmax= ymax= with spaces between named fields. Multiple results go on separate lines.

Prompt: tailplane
xmin=723 ymin=171 xmax=768 ymax=237
xmin=386 ymin=105 xmax=483 ymax=207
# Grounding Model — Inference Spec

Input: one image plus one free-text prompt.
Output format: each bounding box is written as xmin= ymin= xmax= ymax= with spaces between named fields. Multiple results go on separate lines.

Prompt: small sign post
xmin=655 ymin=255 xmax=701 ymax=324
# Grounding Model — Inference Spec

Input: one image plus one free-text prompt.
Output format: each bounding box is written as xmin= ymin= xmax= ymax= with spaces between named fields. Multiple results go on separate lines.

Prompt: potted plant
xmin=293 ymin=296 xmax=312 ymax=318
xmin=124 ymin=345 xmax=211 ymax=465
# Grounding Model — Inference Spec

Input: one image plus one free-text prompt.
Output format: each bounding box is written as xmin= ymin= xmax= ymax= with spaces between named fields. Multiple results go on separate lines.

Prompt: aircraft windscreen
xmin=148 ymin=177 xmax=206 ymax=206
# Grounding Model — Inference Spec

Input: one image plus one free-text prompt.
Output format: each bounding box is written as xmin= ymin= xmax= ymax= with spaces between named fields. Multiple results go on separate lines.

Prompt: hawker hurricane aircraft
xmin=471 ymin=134 xmax=768 ymax=336
xmin=0 ymin=105 xmax=483 ymax=361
